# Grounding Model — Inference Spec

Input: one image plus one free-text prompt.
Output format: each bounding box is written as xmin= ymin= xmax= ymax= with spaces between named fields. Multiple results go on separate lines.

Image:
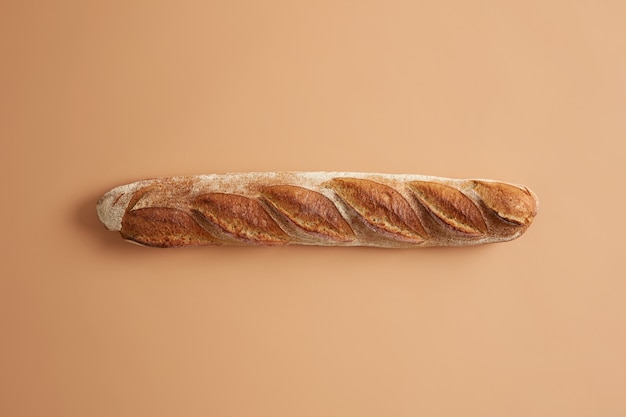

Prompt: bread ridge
xmin=96 ymin=171 xmax=538 ymax=248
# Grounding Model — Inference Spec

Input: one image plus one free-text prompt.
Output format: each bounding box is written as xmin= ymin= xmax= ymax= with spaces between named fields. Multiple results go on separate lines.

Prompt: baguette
xmin=96 ymin=172 xmax=538 ymax=248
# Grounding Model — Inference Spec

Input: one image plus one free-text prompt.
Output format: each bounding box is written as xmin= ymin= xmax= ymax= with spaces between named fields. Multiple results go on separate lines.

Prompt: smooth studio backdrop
xmin=2 ymin=1 xmax=625 ymax=416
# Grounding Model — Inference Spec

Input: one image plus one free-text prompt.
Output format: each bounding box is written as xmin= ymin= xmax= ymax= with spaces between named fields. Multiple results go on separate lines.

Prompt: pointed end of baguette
xmin=470 ymin=180 xmax=539 ymax=227
xmin=97 ymin=188 xmax=129 ymax=231
xmin=97 ymin=181 xmax=152 ymax=231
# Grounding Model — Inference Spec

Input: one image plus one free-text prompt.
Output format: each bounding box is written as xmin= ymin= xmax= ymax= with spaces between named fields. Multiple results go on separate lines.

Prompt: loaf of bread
xmin=97 ymin=172 xmax=538 ymax=248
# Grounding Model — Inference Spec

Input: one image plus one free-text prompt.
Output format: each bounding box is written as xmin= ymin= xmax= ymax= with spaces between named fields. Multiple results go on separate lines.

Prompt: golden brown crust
xmin=327 ymin=178 xmax=427 ymax=244
xmin=192 ymin=193 xmax=289 ymax=245
xmin=408 ymin=181 xmax=487 ymax=235
xmin=470 ymin=181 xmax=537 ymax=226
xmin=98 ymin=172 xmax=538 ymax=248
xmin=121 ymin=207 xmax=217 ymax=247
xmin=261 ymin=185 xmax=355 ymax=242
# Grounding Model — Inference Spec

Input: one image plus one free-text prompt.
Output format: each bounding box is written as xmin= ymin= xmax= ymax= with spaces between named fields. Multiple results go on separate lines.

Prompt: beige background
xmin=2 ymin=1 xmax=625 ymax=416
